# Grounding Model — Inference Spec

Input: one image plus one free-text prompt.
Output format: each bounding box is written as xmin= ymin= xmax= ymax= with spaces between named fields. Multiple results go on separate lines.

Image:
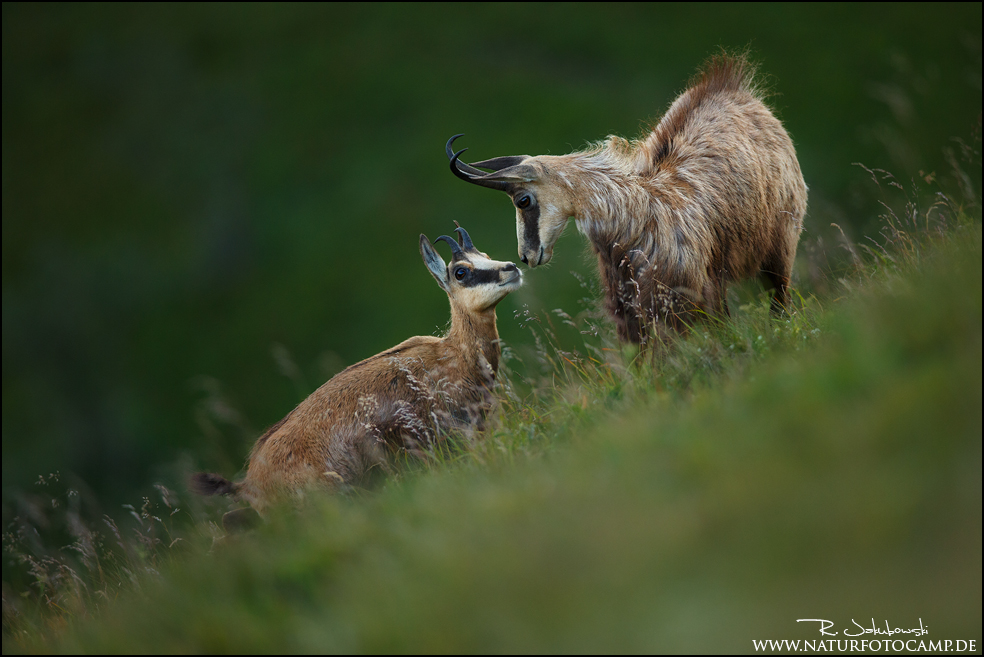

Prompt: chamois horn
xmin=454 ymin=226 xmax=475 ymax=251
xmin=434 ymin=234 xmax=464 ymax=258
xmin=448 ymin=148 xmax=513 ymax=192
xmin=446 ymin=134 xmax=490 ymax=177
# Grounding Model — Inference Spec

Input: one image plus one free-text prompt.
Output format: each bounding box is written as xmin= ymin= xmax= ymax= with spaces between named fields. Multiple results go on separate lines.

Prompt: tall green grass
xmin=4 ymin=156 xmax=981 ymax=652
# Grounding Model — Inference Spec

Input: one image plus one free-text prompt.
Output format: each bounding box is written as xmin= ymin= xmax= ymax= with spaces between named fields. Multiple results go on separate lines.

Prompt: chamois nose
xmin=504 ymin=263 xmax=519 ymax=273
xmin=521 ymin=255 xmax=529 ymax=265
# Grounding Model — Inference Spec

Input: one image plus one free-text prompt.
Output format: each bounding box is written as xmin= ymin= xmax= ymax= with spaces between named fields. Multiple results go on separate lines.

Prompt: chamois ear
xmin=470 ymin=155 xmax=530 ymax=172
xmin=475 ymin=163 xmax=539 ymax=184
xmin=419 ymin=234 xmax=449 ymax=292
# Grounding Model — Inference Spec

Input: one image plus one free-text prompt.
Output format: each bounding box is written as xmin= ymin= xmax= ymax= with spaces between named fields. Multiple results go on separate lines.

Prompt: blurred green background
xmin=2 ymin=4 xmax=981 ymax=507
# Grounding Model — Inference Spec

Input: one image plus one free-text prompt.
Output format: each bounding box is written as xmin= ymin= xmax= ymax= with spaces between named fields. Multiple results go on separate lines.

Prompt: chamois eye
xmin=454 ymin=267 xmax=468 ymax=281
xmin=516 ymin=195 xmax=532 ymax=209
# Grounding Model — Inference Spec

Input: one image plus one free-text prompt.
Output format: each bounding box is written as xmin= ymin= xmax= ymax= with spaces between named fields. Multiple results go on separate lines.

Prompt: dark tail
xmin=189 ymin=472 xmax=238 ymax=497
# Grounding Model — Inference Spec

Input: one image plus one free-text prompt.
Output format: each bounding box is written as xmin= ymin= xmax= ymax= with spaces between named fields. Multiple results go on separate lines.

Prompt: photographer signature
xmin=797 ymin=618 xmax=929 ymax=637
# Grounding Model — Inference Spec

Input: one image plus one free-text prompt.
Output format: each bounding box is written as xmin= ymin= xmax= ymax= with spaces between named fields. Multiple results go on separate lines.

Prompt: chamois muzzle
xmin=500 ymin=262 xmax=522 ymax=286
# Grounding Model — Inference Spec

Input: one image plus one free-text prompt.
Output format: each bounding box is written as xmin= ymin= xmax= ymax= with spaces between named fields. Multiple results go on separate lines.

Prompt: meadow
xmin=2 ymin=4 xmax=981 ymax=653
xmin=4 ymin=152 xmax=981 ymax=651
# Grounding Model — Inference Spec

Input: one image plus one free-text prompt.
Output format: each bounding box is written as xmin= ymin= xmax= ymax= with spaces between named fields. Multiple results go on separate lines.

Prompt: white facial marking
xmin=452 ymin=252 xmax=522 ymax=311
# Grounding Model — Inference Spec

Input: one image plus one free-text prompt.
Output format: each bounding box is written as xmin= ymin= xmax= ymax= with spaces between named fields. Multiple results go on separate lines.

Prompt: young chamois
xmin=191 ymin=227 xmax=521 ymax=528
xmin=447 ymin=53 xmax=808 ymax=344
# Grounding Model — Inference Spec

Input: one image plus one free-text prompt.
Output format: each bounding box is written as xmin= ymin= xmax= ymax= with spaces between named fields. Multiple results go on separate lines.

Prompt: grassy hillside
xmin=3 ymin=177 xmax=980 ymax=652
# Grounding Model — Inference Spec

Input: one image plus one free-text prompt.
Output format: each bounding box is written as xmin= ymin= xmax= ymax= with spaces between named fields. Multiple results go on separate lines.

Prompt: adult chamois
xmin=448 ymin=53 xmax=807 ymax=343
xmin=192 ymin=227 xmax=521 ymax=529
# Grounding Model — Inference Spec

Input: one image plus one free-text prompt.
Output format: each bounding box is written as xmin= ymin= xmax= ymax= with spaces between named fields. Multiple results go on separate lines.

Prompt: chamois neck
xmin=444 ymin=304 xmax=501 ymax=375
xmin=566 ymin=150 xmax=655 ymax=249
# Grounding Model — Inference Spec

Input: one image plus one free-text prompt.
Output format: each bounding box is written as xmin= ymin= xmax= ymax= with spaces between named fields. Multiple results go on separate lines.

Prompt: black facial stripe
xmin=522 ymin=205 xmax=540 ymax=254
xmin=458 ymin=267 xmax=505 ymax=287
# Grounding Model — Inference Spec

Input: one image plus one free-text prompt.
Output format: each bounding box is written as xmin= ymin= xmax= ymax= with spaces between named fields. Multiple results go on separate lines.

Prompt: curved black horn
xmin=455 ymin=226 xmax=475 ymax=251
xmin=445 ymin=134 xmax=464 ymax=160
xmin=446 ymin=134 xmax=490 ymax=177
xmin=449 ymin=148 xmax=511 ymax=192
xmin=434 ymin=235 xmax=463 ymax=258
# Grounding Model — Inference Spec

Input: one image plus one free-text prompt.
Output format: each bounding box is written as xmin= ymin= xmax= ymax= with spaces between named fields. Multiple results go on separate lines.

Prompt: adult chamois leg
xmin=759 ymin=258 xmax=793 ymax=316
xmin=700 ymin=275 xmax=731 ymax=319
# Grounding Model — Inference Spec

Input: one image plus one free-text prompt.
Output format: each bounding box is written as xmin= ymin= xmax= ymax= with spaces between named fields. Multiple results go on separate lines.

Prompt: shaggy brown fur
xmin=449 ymin=54 xmax=808 ymax=344
xmin=191 ymin=228 xmax=521 ymax=524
